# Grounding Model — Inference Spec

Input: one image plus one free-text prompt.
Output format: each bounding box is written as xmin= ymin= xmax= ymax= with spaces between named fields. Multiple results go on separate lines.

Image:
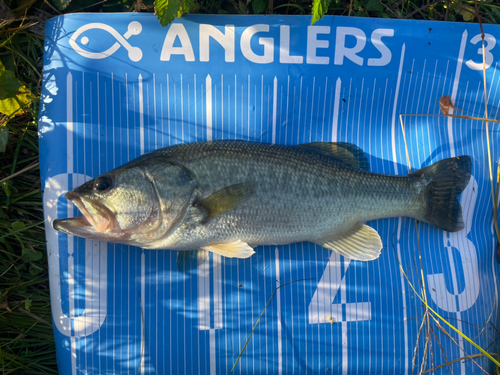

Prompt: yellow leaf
xmin=0 ymin=87 xmax=31 ymax=117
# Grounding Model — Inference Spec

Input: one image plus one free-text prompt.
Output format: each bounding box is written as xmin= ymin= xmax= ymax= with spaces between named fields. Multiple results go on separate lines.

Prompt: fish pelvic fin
xmin=411 ymin=155 xmax=472 ymax=232
xmin=176 ymin=250 xmax=210 ymax=272
xmin=201 ymin=240 xmax=255 ymax=259
xmin=314 ymin=223 xmax=382 ymax=261
xmin=299 ymin=142 xmax=370 ymax=171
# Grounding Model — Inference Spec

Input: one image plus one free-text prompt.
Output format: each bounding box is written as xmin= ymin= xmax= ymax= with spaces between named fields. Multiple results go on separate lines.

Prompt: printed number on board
xmin=308 ymin=253 xmax=371 ymax=324
xmin=466 ymin=34 xmax=496 ymax=70
xmin=427 ymin=176 xmax=479 ymax=313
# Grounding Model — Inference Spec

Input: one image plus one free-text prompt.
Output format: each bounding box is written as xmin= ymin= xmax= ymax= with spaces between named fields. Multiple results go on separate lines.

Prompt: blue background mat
xmin=39 ymin=14 xmax=500 ymax=374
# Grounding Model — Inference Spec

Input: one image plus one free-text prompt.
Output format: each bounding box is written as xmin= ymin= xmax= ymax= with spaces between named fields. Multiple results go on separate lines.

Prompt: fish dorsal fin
xmin=201 ymin=241 xmax=255 ymax=259
xmin=198 ymin=182 xmax=256 ymax=224
xmin=300 ymin=142 xmax=370 ymax=171
xmin=176 ymin=250 xmax=210 ymax=272
xmin=314 ymin=223 xmax=382 ymax=261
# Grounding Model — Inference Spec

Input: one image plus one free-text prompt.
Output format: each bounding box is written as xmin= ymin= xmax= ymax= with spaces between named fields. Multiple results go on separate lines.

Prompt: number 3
xmin=466 ymin=34 xmax=496 ymax=70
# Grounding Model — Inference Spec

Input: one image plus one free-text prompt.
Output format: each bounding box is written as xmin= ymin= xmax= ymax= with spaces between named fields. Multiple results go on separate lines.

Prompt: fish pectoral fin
xmin=314 ymin=223 xmax=382 ymax=261
xmin=201 ymin=241 xmax=255 ymax=259
xmin=176 ymin=250 xmax=210 ymax=272
xmin=198 ymin=182 xmax=256 ymax=224
xmin=299 ymin=142 xmax=370 ymax=171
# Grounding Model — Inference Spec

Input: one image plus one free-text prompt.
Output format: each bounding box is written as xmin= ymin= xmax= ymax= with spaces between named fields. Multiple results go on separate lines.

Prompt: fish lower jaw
xmin=53 ymin=216 xmax=92 ymax=233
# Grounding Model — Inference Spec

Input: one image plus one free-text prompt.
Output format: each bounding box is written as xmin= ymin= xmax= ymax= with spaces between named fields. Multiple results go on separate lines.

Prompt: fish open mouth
xmin=53 ymin=192 xmax=114 ymax=233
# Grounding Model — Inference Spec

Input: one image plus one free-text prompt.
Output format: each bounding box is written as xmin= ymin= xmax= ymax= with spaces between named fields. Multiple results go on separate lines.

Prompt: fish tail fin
xmin=411 ymin=155 xmax=472 ymax=232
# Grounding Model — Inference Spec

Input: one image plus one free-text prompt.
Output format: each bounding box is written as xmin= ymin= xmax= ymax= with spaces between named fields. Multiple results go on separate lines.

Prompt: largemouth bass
xmin=53 ymin=141 xmax=472 ymax=270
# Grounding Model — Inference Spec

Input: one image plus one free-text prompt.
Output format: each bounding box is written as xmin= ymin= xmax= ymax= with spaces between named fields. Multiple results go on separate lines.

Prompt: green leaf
xmin=0 ymin=61 xmax=32 ymax=117
xmin=0 ymin=207 xmax=8 ymax=219
xmin=0 ymin=88 xmax=31 ymax=117
xmin=156 ymin=0 xmax=194 ymax=27
xmin=12 ymin=221 xmax=26 ymax=231
xmin=365 ymin=0 xmax=383 ymax=12
xmin=51 ymin=0 xmax=72 ymax=11
xmin=156 ymin=0 xmax=180 ymax=26
xmin=22 ymin=247 xmax=43 ymax=262
xmin=459 ymin=8 xmax=474 ymax=21
xmin=0 ymin=70 xmax=21 ymax=100
xmin=311 ymin=0 xmax=329 ymax=24
xmin=183 ymin=0 xmax=194 ymax=13
xmin=252 ymin=0 xmax=267 ymax=14
xmin=1 ymin=54 xmax=16 ymax=73
xmin=29 ymin=263 xmax=44 ymax=275
xmin=2 ymin=181 xmax=11 ymax=197
xmin=0 ymin=126 xmax=8 ymax=153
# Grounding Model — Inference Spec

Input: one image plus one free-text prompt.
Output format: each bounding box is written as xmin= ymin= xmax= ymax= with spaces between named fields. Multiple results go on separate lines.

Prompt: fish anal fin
xmin=201 ymin=240 xmax=255 ymax=259
xmin=199 ymin=182 xmax=256 ymax=224
xmin=314 ymin=223 xmax=382 ymax=261
xmin=300 ymin=142 xmax=370 ymax=171
xmin=176 ymin=250 xmax=210 ymax=272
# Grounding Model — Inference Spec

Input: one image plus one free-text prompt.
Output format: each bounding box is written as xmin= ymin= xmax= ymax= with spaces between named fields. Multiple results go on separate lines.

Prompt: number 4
xmin=466 ymin=34 xmax=496 ymax=71
xmin=308 ymin=252 xmax=371 ymax=324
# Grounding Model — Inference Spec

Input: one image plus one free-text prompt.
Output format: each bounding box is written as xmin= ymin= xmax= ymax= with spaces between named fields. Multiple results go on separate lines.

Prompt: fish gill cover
xmin=39 ymin=14 xmax=500 ymax=375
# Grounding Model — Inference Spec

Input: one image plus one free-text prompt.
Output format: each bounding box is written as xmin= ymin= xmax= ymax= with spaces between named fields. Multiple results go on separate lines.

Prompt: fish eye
xmin=94 ymin=176 xmax=112 ymax=192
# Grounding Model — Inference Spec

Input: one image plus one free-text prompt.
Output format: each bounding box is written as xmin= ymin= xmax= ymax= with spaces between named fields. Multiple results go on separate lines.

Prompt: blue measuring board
xmin=39 ymin=14 xmax=500 ymax=374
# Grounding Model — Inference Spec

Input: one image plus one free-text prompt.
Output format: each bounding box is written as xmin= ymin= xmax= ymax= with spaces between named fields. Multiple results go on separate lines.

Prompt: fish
xmin=53 ymin=141 xmax=472 ymax=270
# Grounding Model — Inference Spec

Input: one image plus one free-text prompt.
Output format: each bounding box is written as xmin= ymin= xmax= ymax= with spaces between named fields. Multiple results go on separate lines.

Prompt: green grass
xmin=0 ymin=0 xmax=499 ymax=373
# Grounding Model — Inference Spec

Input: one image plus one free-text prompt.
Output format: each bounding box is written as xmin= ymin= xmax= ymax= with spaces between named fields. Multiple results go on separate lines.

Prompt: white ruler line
xmin=448 ymin=30 xmax=468 ymax=158
xmin=167 ymin=74 xmax=171 ymax=144
xmin=66 ymin=71 xmax=77 ymax=375
xmin=139 ymin=74 xmax=144 ymax=155
xmin=69 ymin=252 xmax=76 ymax=375
xmin=215 ymin=255 xmax=222 ymax=328
xmin=221 ymin=74 xmax=224 ymax=137
xmin=396 ymin=217 xmax=408 ymax=375
xmin=111 ymin=73 xmax=115 ymax=168
xmin=155 ymin=252 xmax=158 ymax=373
xmin=321 ymin=77 xmax=328 ymax=139
xmin=357 ymin=78 xmax=364 ymax=146
xmin=210 ymin=329 xmax=216 ymax=374
xmin=181 ymin=74 xmax=184 ymax=141
xmin=391 ymin=44 xmax=406 ymax=175
xmin=341 ymin=259 xmax=349 ymax=375
xmin=82 ymin=72 xmax=86 ymax=178
xmin=275 ymin=247 xmax=282 ymax=375
xmin=97 ymin=73 xmax=100 ymax=173
xmin=234 ymin=75 xmax=237 ymax=133
xmin=206 ymin=75 xmax=213 ymax=141
xmin=141 ymin=252 xmax=146 ymax=374
xmin=298 ymin=77 xmax=303 ymax=143
xmin=125 ymin=73 xmax=129 ymax=161
xmin=286 ymin=76 xmax=290 ymax=130
xmin=310 ymin=76 xmax=315 ymax=142
xmin=194 ymin=74 xmax=197 ymax=137
xmin=272 ymin=77 xmax=278 ymax=144
xmin=261 ymin=76 xmax=264 ymax=138
xmin=248 ymin=75 xmax=251 ymax=138
xmin=154 ymin=74 xmax=157 ymax=149
xmin=332 ymin=78 xmax=341 ymax=143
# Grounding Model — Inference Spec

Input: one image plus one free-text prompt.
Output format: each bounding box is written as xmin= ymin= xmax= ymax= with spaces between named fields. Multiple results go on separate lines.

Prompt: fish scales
xmin=149 ymin=142 xmax=423 ymax=249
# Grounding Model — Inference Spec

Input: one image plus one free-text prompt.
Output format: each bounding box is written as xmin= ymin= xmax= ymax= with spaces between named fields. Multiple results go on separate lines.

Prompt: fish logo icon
xmin=69 ymin=21 xmax=143 ymax=62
